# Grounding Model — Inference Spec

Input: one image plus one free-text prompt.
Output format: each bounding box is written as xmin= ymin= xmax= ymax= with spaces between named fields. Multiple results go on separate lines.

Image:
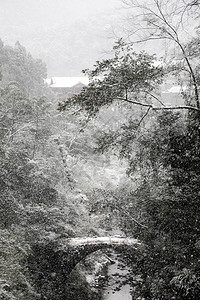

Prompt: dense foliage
xmin=59 ymin=32 xmax=200 ymax=298
xmin=117 ymin=111 xmax=200 ymax=299
xmin=58 ymin=44 xmax=164 ymax=115
xmin=1 ymin=1 xmax=200 ymax=298
xmin=0 ymin=40 xmax=125 ymax=300
xmin=0 ymin=41 xmax=65 ymax=300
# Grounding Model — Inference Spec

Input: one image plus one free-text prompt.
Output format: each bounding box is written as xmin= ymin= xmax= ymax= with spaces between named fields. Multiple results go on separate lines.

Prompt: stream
xmin=101 ymin=251 xmax=132 ymax=300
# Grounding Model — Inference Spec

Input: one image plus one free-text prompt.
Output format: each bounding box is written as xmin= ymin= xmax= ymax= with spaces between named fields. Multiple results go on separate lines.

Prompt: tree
xmin=0 ymin=40 xmax=48 ymax=98
xmin=1 ymin=39 xmax=123 ymax=300
xmin=58 ymin=35 xmax=200 ymax=299
xmin=122 ymin=0 xmax=200 ymax=109
xmin=59 ymin=45 xmax=164 ymax=114
xmin=59 ymin=43 xmax=200 ymax=118
xmin=0 ymin=41 xmax=65 ymax=300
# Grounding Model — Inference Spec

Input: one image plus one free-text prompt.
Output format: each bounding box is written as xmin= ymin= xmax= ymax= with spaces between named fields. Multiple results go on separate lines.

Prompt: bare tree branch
xmin=122 ymin=0 xmax=200 ymax=109
xmin=115 ymin=97 xmax=200 ymax=111
xmin=108 ymin=193 xmax=149 ymax=229
xmin=145 ymin=91 xmax=166 ymax=106
xmin=137 ymin=106 xmax=151 ymax=127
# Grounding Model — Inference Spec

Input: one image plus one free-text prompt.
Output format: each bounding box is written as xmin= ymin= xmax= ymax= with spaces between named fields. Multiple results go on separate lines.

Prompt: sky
xmin=0 ymin=0 xmax=197 ymax=77
xmin=0 ymin=0 xmax=124 ymax=76
xmin=0 ymin=0 xmax=121 ymax=27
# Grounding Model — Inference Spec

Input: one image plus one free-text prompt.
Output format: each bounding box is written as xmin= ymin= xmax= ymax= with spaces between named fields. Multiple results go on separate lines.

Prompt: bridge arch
xmin=62 ymin=236 xmax=142 ymax=275
xmin=28 ymin=236 xmax=143 ymax=300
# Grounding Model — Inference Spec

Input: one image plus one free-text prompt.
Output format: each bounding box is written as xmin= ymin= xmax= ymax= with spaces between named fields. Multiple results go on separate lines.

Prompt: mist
xmin=0 ymin=0 xmax=123 ymax=76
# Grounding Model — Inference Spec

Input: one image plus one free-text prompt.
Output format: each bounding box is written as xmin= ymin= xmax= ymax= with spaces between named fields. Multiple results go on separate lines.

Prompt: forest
xmin=0 ymin=0 xmax=200 ymax=299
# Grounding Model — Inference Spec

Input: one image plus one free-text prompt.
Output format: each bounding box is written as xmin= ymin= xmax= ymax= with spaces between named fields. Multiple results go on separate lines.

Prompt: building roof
xmin=46 ymin=77 xmax=89 ymax=88
xmin=163 ymin=85 xmax=186 ymax=93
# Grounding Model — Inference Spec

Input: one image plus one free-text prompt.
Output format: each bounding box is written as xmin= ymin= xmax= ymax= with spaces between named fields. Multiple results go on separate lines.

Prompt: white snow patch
xmin=45 ymin=77 xmax=89 ymax=88
xmin=163 ymin=85 xmax=186 ymax=93
xmin=68 ymin=236 xmax=141 ymax=246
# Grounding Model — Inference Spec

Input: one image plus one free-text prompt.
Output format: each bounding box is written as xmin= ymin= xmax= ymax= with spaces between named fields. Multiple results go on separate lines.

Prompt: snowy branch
xmin=115 ymin=97 xmax=200 ymax=112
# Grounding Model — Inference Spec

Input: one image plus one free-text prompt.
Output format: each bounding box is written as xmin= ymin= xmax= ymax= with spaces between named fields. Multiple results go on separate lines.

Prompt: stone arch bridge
xmin=64 ymin=236 xmax=142 ymax=274
xmin=29 ymin=236 xmax=142 ymax=276
xmin=28 ymin=236 xmax=143 ymax=300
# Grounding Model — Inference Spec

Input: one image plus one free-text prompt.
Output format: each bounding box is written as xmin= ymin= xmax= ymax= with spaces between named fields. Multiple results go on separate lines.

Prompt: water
xmin=102 ymin=252 xmax=132 ymax=300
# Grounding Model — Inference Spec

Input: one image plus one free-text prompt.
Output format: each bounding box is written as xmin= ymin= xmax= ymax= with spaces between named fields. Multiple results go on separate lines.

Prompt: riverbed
xmin=102 ymin=251 xmax=132 ymax=300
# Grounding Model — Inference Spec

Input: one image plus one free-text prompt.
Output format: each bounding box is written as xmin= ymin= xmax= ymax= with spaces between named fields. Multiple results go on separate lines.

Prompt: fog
xmin=0 ymin=0 xmax=123 ymax=76
xmin=0 ymin=0 xmax=196 ymax=77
